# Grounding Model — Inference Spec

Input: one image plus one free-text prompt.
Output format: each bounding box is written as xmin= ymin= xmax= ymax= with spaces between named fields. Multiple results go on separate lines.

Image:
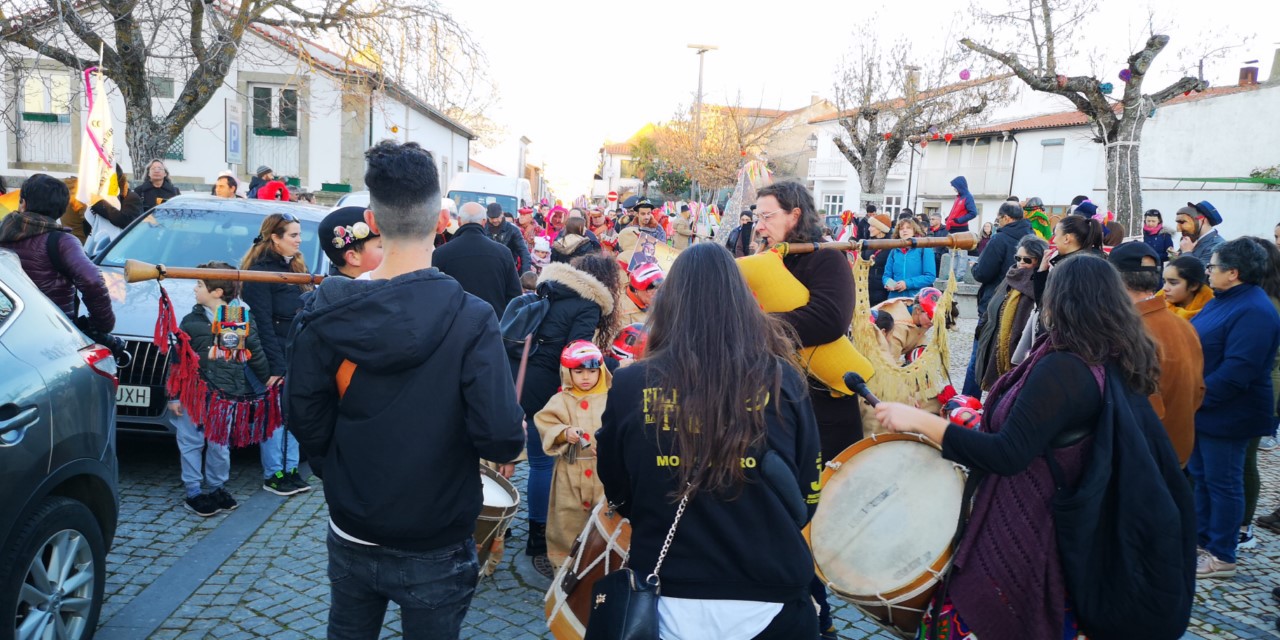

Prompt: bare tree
xmin=656 ymin=99 xmax=791 ymax=195
xmin=961 ymin=0 xmax=1206 ymax=227
xmin=831 ymin=25 xmax=1010 ymax=201
xmin=0 ymin=0 xmax=491 ymax=175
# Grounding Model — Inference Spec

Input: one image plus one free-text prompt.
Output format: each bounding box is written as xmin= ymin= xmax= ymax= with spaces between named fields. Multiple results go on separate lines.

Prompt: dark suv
xmin=92 ymin=195 xmax=326 ymax=435
xmin=0 ymin=249 xmax=119 ymax=640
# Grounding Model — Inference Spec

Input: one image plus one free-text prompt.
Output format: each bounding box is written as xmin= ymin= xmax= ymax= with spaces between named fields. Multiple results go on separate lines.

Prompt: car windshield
xmin=449 ymin=190 xmax=518 ymax=215
xmin=97 ymin=208 xmax=321 ymax=270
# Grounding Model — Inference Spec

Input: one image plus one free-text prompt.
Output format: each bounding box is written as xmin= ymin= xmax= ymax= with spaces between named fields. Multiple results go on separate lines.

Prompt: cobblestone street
xmin=95 ymin=314 xmax=1280 ymax=639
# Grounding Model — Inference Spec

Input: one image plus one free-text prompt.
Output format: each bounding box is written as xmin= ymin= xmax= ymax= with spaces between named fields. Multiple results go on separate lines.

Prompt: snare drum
xmin=476 ymin=465 xmax=520 ymax=578
xmin=545 ymin=500 xmax=631 ymax=640
xmin=807 ymin=433 xmax=967 ymax=636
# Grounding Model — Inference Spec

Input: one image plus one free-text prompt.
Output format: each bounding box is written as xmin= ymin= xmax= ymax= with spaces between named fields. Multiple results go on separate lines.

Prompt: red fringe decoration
xmin=154 ymin=287 xmax=282 ymax=448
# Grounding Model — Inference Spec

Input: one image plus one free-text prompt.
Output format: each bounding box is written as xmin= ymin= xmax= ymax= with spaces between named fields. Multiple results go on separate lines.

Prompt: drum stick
xmin=843 ymin=372 xmax=881 ymax=407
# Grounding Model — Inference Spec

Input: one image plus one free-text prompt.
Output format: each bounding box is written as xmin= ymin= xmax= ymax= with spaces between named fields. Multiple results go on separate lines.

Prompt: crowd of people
xmin=4 ymin=149 xmax=1280 ymax=640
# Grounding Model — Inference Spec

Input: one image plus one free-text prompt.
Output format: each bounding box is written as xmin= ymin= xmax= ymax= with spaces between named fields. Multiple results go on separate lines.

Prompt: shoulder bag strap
xmin=646 ymin=490 xmax=691 ymax=589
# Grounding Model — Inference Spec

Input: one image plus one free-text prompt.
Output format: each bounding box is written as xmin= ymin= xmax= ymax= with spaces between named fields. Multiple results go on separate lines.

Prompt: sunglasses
xmin=1015 ymin=256 xmax=1036 ymax=265
xmin=277 ymin=213 xmax=299 ymax=223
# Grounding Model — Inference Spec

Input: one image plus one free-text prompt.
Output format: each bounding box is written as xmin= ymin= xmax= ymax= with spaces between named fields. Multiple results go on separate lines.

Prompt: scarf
xmin=1160 ymin=286 xmax=1213 ymax=320
xmin=949 ymin=337 xmax=1101 ymax=640
xmin=0 ymin=209 xmax=67 ymax=243
xmin=1143 ymin=224 xmax=1163 ymax=235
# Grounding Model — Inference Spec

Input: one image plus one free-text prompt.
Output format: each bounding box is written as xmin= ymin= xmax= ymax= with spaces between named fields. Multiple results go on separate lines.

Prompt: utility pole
xmin=688 ymin=44 xmax=717 ymax=202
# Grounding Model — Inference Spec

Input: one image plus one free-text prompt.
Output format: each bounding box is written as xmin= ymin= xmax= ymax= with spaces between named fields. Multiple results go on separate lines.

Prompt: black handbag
xmin=584 ymin=493 xmax=690 ymax=640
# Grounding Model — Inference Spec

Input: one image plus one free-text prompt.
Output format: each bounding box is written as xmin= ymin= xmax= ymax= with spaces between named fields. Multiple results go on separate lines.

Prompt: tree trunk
xmin=1103 ymin=114 xmax=1147 ymax=233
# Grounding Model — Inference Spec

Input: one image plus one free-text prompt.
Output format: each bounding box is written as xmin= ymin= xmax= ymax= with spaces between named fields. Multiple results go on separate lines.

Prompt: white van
xmin=447 ymin=173 xmax=532 ymax=215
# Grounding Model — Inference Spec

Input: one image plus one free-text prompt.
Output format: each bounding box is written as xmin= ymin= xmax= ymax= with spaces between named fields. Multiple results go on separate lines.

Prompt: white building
xmin=2 ymin=20 xmax=473 ymax=196
xmin=810 ymin=69 xmax=1280 ymax=239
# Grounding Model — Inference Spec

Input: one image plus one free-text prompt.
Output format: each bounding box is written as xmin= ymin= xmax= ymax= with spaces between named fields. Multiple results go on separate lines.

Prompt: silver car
xmin=92 ymin=195 xmax=327 ymax=435
xmin=0 ymin=249 xmax=119 ymax=640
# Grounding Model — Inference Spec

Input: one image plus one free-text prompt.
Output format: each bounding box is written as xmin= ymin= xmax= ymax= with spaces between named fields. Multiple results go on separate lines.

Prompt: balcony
xmin=919 ymin=166 xmax=1013 ymax=198
xmin=808 ymin=158 xmax=852 ymax=179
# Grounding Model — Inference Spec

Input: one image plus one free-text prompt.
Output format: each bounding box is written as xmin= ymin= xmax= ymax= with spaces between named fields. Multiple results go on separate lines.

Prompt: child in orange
xmin=535 ymin=340 xmax=612 ymax=568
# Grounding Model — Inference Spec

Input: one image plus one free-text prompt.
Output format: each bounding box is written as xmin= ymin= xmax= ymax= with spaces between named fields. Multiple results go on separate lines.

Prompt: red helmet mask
xmin=561 ymin=340 xmax=604 ymax=370
xmin=611 ymin=323 xmax=648 ymax=361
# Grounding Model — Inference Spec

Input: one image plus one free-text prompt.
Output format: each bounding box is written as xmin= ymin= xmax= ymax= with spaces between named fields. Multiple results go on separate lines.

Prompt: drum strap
xmin=927 ymin=469 xmax=986 ymax=639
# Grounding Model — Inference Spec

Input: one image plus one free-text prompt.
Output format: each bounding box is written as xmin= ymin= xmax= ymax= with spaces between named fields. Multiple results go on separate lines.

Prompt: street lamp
xmin=688 ymin=44 xmax=717 ymax=202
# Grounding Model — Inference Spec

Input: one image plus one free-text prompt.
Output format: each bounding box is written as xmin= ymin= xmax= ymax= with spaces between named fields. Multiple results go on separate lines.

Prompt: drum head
xmin=811 ymin=438 xmax=964 ymax=597
xmin=480 ymin=465 xmax=519 ymax=510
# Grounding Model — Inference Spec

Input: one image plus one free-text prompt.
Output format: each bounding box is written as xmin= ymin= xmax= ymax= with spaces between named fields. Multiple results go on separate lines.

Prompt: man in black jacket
xmin=286 ymin=140 xmax=525 ymax=639
xmin=484 ymin=202 xmax=533 ymax=274
xmin=964 ymin=202 xmax=1031 ymax=395
xmin=435 ymin=202 xmax=521 ymax=318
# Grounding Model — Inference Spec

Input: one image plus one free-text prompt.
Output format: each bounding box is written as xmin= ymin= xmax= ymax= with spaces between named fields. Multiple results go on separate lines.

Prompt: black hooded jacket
xmin=286 ymin=269 xmax=526 ymax=550
xmin=134 ymin=178 xmax=181 ymax=211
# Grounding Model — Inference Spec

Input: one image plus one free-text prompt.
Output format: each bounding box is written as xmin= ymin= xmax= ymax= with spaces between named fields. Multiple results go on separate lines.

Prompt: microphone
xmin=843 ymin=372 xmax=881 ymax=407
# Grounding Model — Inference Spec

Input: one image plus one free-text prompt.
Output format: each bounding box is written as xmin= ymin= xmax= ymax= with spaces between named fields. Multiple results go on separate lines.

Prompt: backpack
xmin=1044 ymin=366 xmax=1196 ymax=640
xmin=498 ymin=289 xmax=551 ymax=360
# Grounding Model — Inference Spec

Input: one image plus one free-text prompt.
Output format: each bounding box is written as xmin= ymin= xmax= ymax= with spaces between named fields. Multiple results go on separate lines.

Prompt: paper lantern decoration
xmin=883 ymin=132 xmax=893 ymax=140
xmin=1119 ymin=69 xmax=1132 ymax=82
xmin=959 ymin=69 xmax=971 ymax=81
xmin=944 ymin=133 xmax=954 ymax=143
xmin=932 ymin=133 xmax=940 ymax=140
xmin=1056 ymin=74 xmax=1068 ymax=88
xmin=921 ymin=139 xmax=929 ymax=148
xmin=929 ymin=125 xmax=939 ymax=135
xmin=1100 ymin=82 xmax=1114 ymax=95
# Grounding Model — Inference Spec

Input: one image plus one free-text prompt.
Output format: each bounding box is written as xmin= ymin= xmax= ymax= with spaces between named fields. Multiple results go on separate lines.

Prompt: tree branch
xmin=1149 ymin=76 xmax=1207 ymax=105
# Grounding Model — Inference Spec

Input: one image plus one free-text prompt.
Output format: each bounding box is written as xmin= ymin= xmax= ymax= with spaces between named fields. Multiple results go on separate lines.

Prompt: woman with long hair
xmin=975 ymin=234 xmax=1049 ymax=390
xmin=240 ymin=213 xmax=313 ymax=496
xmin=1161 ymin=255 xmax=1214 ymax=320
xmin=877 ymin=255 xmax=1168 ymax=639
xmin=751 ymin=180 xmax=855 ymax=638
xmin=1142 ymin=209 xmax=1174 ymax=264
xmin=882 ymin=218 xmax=938 ymax=298
xmin=551 ymin=216 xmax=601 ymax=263
xmin=508 ymin=251 xmax=618 ymax=577
xmin=1189 ymin=238 xmax=1280 ymax=577
xmin=1032 ymin=215 xmax=1106 ymax=301
xmin=597 ymin=243 xmax=821 ymax=639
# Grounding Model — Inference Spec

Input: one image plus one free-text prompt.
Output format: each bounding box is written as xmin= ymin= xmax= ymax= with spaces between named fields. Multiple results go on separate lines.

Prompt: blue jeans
xmin=326 ymin=530 xmax=478 ymax=639
xmin=962 ymin=337 xmax=982 ymax=398
xmin=173 ymin=411 xmax=230 ymax=498
xmin=1188 ymin=433 xmax=1250 ymax=563
xmin=261 ymin=425 xmax=300 ymax=478
xmin=526 ymin=419 xmax=553 ymax=524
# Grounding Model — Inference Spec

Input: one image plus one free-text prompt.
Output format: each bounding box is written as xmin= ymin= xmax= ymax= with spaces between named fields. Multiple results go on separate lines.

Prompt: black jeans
xmin=326 ymin=530 xmax=478 ymax=640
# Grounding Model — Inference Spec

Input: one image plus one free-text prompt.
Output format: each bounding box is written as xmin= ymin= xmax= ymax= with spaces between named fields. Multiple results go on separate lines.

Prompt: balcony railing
xmin=17 ymin=115 xmax=72 ymax=164
xmin=808 ymin=158 xmax=852 ymax=179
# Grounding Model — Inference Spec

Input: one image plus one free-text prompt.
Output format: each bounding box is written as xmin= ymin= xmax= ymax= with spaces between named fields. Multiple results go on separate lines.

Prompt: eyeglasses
xmin=1206 ymin=263 xmax=1228 ymax=272
xmin=1015 ymin=256 xmax=1036 ymax=265
xmin=756 ymin=209 xmax=787 ymax=222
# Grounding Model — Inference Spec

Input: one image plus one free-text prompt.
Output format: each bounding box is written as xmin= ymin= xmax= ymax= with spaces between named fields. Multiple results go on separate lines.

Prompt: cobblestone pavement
xmin=99 ymin=312 xmax=1280 ymax=639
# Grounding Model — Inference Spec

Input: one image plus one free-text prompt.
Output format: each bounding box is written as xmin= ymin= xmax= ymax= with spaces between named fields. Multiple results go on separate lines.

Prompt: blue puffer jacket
xmin=883 ymin=247 xmax=937 ymax=299
xmin=1191 ymin=283 xmax=1280 ymax=438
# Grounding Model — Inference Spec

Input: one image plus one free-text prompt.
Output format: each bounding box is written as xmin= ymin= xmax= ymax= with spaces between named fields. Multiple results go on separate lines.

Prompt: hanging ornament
xmin=883 ymin=132 xmax=893 ymax=140
xmin=929 ymin=125 xmax=939 ymax=135
xmin=944 ymin=133 xmax=954 ymax=143
xmin=1056 ymin=74 xmax=1068 ymax=89
xmin=390 ymin=125 xmax=400 ymax=133
xmin=1119 ymin=69 xmax=1132 ymax=83
xmin=932 ymin=133 xmax=940 ymax=140
xmin=1183 ymin=90 xmax=1191 ymax=96
xmin=1100 ymin=82 xmax=1114 ymax=95
xmin=959 ymin=69 xmax=971 ymax=81
xmin=921 ymin=139 xmax=929 ymax=148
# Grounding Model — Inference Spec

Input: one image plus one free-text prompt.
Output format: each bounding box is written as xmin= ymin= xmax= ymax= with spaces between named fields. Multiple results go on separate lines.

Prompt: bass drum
xmin=545 ymin=501 xmax=631 ymax=640
xmin=807 ymin=433 xmax=967 ymax=637
xmin=476 ymin=465 xmax=520 ymax=579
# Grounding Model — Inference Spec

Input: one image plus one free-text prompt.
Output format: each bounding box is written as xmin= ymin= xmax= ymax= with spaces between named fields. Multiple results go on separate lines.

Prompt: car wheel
xmin=0 ymin=497 xmax=106 ymax=640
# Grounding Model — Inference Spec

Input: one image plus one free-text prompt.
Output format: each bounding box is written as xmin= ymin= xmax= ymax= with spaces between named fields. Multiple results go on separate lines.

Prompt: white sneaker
xmin=1260 ymin=436 xmax=1278 ymax=451
xmin=1239 ymin=527 xmax=1258 ymax=550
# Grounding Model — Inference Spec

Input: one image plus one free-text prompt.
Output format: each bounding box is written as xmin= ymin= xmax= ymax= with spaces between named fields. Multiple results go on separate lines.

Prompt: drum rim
xmin=479 ymin=464 xmax=522 ymax=510
xmin=545 ymin=500 xmax=632 ymax=637
xmin=805 ymin=432 xmax=966 ymax=605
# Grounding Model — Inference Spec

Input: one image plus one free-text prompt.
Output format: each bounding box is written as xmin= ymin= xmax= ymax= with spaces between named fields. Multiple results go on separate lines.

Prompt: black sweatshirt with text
xmin=596 ymin=361 xmax=822 ymax=603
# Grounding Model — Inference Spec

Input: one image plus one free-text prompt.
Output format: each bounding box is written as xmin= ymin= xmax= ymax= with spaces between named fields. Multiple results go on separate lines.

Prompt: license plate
xmin=116 ymin=385 xmax=151 ymax=408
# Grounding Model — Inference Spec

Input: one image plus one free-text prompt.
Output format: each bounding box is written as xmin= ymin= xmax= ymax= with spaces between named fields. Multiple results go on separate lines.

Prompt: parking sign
xmin=225 ymin=99 xmax=243 ymax=165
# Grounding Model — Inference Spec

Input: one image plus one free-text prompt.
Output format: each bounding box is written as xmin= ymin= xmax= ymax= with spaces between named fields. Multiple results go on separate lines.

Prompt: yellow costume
xmin=534 ymin=364 xmax=613 ymax=568
xmin=870 ymin=297 xmax=929 ymax=365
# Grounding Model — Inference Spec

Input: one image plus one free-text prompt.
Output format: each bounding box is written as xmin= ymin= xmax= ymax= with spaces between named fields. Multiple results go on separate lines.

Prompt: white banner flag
xmin=75 ymin=68 xmax=117 ymax=209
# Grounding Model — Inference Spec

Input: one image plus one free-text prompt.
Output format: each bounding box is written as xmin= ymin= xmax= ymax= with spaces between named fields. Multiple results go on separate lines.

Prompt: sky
xmin=444 ymin=0 xmax=1277 ymax=198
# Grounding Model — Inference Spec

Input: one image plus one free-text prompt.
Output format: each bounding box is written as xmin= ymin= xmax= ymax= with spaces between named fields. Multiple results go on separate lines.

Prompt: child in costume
xmin=320 ymin=206 xmax=382 ymax=280
xmin=869 ymin=287 xmax=947 ymax=366
xmin=170 ymin=262 xmax=271 ymax=517
xmin=531 ymin=236 xmax=552 ymax=273
xmin=534 ymin=340 xmax=612 ymax=568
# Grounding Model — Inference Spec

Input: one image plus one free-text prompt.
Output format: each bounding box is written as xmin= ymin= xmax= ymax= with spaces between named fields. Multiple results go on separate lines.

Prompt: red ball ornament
xmin=944 ymin=133 xmax=954 ymax=143
xmin=932 ymin=133 xmax=940 ymax=140
xmin=921 ymin=139 xmax=929 ymax=148
xmin=883 ymin=132 xmax=893 ymax=140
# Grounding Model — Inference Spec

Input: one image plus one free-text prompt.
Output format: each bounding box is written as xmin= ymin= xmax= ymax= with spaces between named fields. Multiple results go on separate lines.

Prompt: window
xmin=251 ymin=86 xmax=299 ymax=136
xmin=148 ymin=77 xmax=175 ymax=99
xmin=883 ymin=195 xmax=903 ymax=216
xmin=164 ymin=130 xmax=184 ymax=161
xmin=822 ymin=194 xmax=843 ymax=216
xmin=619 ymin=160 xmax=642 ymax=180
xmin=0 ymin=287 xmax=14 ymax=331
xmin=1041 ymin=138 xmax=1064 ymax=172
xmin=945 ymin=144 xmax=962 ymax=169
xmin=21 ymin=72 xmax=71 ymax=118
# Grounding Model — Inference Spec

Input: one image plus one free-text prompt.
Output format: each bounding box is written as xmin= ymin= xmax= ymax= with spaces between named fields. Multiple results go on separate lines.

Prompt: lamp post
xmin=688 ymin=44 xmax=717 ymax=202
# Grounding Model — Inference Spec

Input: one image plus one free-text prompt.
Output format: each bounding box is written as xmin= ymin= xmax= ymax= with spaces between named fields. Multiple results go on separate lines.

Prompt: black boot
xmin=526 ymin=521 xmax=547 ymax=557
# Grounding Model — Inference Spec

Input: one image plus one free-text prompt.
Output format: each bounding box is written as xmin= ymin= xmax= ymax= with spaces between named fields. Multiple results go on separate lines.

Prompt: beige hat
xmin=868 ymin=213 xmax=893 ymax=234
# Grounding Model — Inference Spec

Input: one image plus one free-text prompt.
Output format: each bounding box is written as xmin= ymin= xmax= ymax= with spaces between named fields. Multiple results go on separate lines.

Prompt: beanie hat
xmin=486 ymin=202 xmax=504 ymax=218
xmin=1073 ymin=201 xmax=1098 ymax=217
xmin=1108 ymin=240 xmax=1161 ymax=273
xmin=533 ymin=236 xmax=551 ymax=253
xmin=254 ymin=165 xmax=272 ymax=177
xmin=868 ymin=213 xmax=893 ymax=234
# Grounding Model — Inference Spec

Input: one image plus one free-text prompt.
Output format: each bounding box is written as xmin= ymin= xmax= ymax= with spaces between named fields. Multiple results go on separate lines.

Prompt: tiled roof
xmin=949 ymin=84 xmax=1263 ymax=138
xmin=602 ymin=142 xmax=632 ymax=155
xmin=469 ymin=160 xmax=502 ymax=175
